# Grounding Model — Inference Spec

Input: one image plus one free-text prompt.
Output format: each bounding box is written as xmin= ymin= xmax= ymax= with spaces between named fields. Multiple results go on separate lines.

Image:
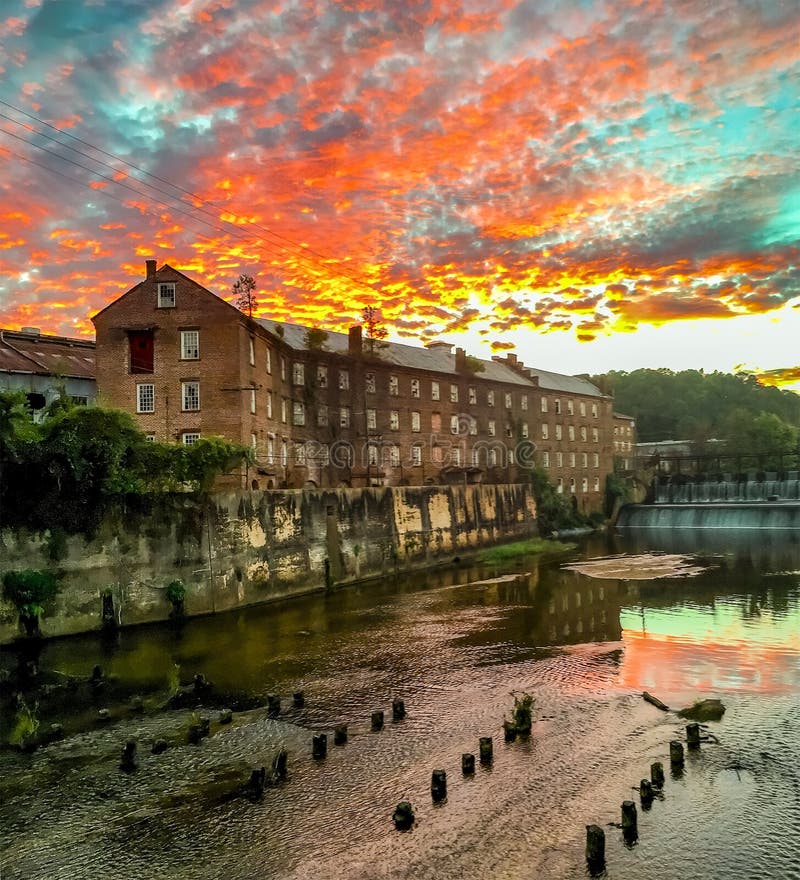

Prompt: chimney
xmin=455 ymin=347 xmax=467 ymax=372
xmin=348 ymin=325 xmax=362 ymax=357
xmin=146 ymin=259 xmax=157 ymax=279
xmin=20 ymin=326 xmax=41 ymax=336
xmin=506 ymin=353 xmax=517 ymax=365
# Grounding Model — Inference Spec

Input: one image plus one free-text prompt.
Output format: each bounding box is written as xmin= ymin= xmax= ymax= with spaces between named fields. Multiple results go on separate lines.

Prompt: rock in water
xmin=677 ymin=699 xmax=725 ymax=722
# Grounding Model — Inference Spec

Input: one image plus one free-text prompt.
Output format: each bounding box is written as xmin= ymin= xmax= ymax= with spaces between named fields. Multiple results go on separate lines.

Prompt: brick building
xmin=0 ymin=327 xmax=96 ymax=419
xmin=92 ymin=261 xmax=616 ymax=511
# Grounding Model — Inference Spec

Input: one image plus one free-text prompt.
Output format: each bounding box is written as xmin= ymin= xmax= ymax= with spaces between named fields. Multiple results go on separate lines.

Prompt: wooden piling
xmin=503 ymin=721 xmax=517 ymax=742
xmin=334 ymin=723 xmax=348 ymax=745
xmin=585 ymin=824 xmax=605 ymax=872
xmin=431 ymin=770 xmax=447 ymax=802
xmin=271 ymin=749 xmax=288 ymax=781
xmin=670 ymin=739 xmax=685 ymax=768
xmin=392 ymin=801 xmax=415 ymax=830
xmin=312 ymin=733 xmax=327 ymax=759
xmin=371 ymin=710 xmax=384 ymax=731
xmin=462 ymin=753 xmax=475 ymax=775
xmin=267 ymin=694 xmax=281 ymax=718
xmin=651 ymin=761 xmax=665 ymax=789
xmin=621 ymin=800 xmax=638 ymax=842
xmin=640 ymin=778 xmax=654 ymax=808
xmin=293 ymin=691 xmax=305 ymax=709
xmin=686 ymin=722 xmax=701 ymax=749
xmin=392 ymin=698 xmax=406 ymax=721
xmin=151 ymin=738 xmax=168 ymax=755
xmin=479 ymin=736 xmax=493 ymax=765
xmin=119 ymin=738 xmax=137 ymax=772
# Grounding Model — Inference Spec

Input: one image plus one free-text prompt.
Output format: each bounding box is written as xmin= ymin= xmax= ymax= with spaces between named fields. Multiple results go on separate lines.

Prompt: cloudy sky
xmin=1 ymin=0 xmax=798 ymax=387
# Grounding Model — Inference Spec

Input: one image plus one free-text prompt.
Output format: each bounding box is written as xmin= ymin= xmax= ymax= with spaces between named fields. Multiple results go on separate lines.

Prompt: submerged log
xmin=642 ymin=691 xmax=669 ymax=711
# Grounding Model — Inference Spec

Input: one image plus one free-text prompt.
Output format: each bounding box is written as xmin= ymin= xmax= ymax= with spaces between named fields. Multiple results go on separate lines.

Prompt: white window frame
xmin=450 ymin=415 xmax=460 ymax=435
xmin=541 ymin=397 xmax=548 ymax=413
xmin=266 ymin=348 xmax=272 ymax=374
xmin=487 ymin=390 xmax=495 ymax=406
xmin=339 ymin=370 xmax=350 ymax=390
xmin=182 ymin=432 xmax=200 ymax=445
xmin=411 ymin=445 xmax=422 ymax=466
xmin=266 ymin=391 xmax=273 ymax=419
xmin=249 ymin=337 xmax=255 ymax=366
xmin=390 ymin=410 xmax=399 ymax=430
xmin=389 ymin=375 xmax=399 ymax=396
xmin=488 ymin=419 xmax=496 ymax=437
xmin=181 ymin=381 xmax=200 ymax=412
xmin=317 ymin=404 xmax=328 ymax=427
xmin=450 ymin=384 xmax=459 ymax=403
xmin=293 ymin=362 xmax=305 ymax=385
xmin=317 ymin=365 xmax=328 ymax=387
xmin=180 ymin=330 xmax=199 ymax=360
xmin=367 ymin=408 xmax=377 ymax=430
xmin=250 ymin=387 xmax=257 ymax=414
xmin=340 ymin=406 xmax=350 ymax=427
xmin=431 ymin=381 xmax=440 ymax=401
xmin=468 ymin=387 xmax=477 ymax=405
xmin=410 ymin=378 xmax=420 ymax=398
xmin=504 ymin=392 xmax=512 ymax=409
xmin=293 ymin=401 xmax=305 ymax=426
xmin=366 ymin=372 xmax=376 ymax=394
xmin=157 ymin=282 xmax=175 ymax=308
xmin=136 ymin=383 xmax=155 ymax=414
xmin=411 ymin=411 xmax=421 ymax=432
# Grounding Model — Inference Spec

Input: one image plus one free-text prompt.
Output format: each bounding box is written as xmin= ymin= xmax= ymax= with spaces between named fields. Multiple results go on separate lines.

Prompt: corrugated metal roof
xmin=522 ymin=366 xmax=605 ymax=398
xmin=0 ymin=330 xmax=95 ymax=379
xmin=258 ymin=320 xmax=537 ymax=387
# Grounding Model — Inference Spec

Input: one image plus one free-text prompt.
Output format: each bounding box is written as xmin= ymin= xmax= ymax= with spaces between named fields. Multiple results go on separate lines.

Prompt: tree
xmin=232 ymin=274 xmax=258 ymax=318
xmin=0 ymin=391 xmax=38 ymax=523
xmin=304 ymin=327 xmax=328 ymax=350
xmin=2 ymin=569 xmax=60 ymax=638
xmin=361 ymin=305 xmax=388 ymax=356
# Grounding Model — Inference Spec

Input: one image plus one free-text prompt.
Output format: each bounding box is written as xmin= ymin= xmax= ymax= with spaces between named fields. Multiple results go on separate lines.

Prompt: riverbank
xmin=1 ymin=483 xmax=538 ymax=644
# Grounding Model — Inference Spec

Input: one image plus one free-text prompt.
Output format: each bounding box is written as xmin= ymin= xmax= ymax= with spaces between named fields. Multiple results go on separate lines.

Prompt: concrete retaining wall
xmin=0 ymin=483 xmax=537 ymax=643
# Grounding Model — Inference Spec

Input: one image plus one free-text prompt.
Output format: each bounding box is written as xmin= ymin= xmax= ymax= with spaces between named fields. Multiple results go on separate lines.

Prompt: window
xmin=521 ymin=395 xmax=528 ymax=411
xmin=568 ymin=426 xmax=575 ymax=441
xmin=450 ymin=415 xmax=460 ymax=435
xmin=432 ymin=445 xmax=443 ymax=464
xmin=450 ymin=384 xmax=459 ymax=403
xmin=317 ymin=365 xmax=328 ymax=387
xmin=505 ymin=424 xmax=513 ymax=438
xmin=411 ymin=378 xmax=420 ymax=398
xmin=129 ymin=330 xmax=154 ymax=373
xmin=592 ymin=428 xmax=599 ymax=443
xmin=487 ymin=390 xmax=495 ymax=406
xmin=579 ymin=402 xmax=586 ymax=417
xmin=281 ymin=440 xmax=288 ymax=466
xmin=267 ymin=437 xmax=275 ymax=463
xmin=580 ymin=426 xmax=587 ymax=441
xmin=250 ymin=387 xmax=257 ymax=414
xmin=181 ymin=381 xmax=199 ymax=411
xmin=569 ymin=477 xmax=576 ymax=494
xmin=340 ymin=406 xmax=350 ymax=427
xmin=451 ymin=448 xmax=461 ymax=466
xmin=318 ymin=404 xmax=329 ymax=427
xmin=554 ymin=399 xmax=561 ymax=414
xmin=567 ymin=400 xmax=574 ymax=415
xmin=157 ymin=283 xmax=175 ymax=308
xmin=281 ymin=398 xmax=287 ymax=423
xmin=555 ymin=424 xmax=562 ymax=440
xmin=411 ymin=445 xmax=422 ymax=466
xmin=411 ymin=411 xmax=421 ymax=432
xmin=541 ymin=397 xmax=548 ymax=413
xmin=266 ymin=391 xmax=273 ymax=419
xmin=488 ymin=419 xmax=496 ymax=437
xmin=569 ymin=452 xmax=576 ymax=467
xmin=593 ymin=477 xmax=600 ymax=492
xmin=367 ymin=443 xmax=379 ymax=466
xmin=293 ymin=401 xmax=305 ymax=426
xmin=182 ymin=432 xmax=200 ymax=445
xmin=468 ymin=387 xmax=477 ymax=405
xmin=294 ymin=442 xmax=307 ymax=466
xmin=504 ymin=392 xmax=512 ymax=409
xmin=389 ymin=445 xmax=400 ymax=467
xmin=542 ymin=451 xmax=550 ymax=467
xmin=581 ymin=452 xmax=588 ymax=467
xmin=251 ymin=433 xmax=258 ymax=451
xmin=249 ymin=337 xmax=255 ymax=366
xmin=581 ymin=477 xmax=588 ymax=493
xmin=70 ymin=396 xmax=88 ymax=407
xmin=180 ymin=330 xmax=199 ymax=360
xmin=144 ymin=433 xmax=156 ymax=442
xmin=389 ymin=375 xmax=399 ymax=396
xmin=390 ymin=410 xmax=399 ymax=430
xmin=136 ymin=383 xmax=155 ymax=413
xmin=431 ymin=381 xmax=440 ymax=400
xmin=556 ymin=477 xmax=563 ymax=494
xmin=431 ymin=412 xmax=442 ymax=433
xmin=556 ymin=452 xmax=563 ymax=467
xmin=472 ymin=447 xmax=480 ymax=467
xmin=521 ymin=423 xmax=529 ymax=438
xmin=541 ymin=424 xmax=549 ymax=440
xmin=266 ymin=348 xmax=272 ymax=374
xmin=293 ymin=362 xmax=304 ymax=385
xmin=339 ymin=369 xmax=350 ymax=390
xmin=488 ymin=448 xmax=497 ymax=466
xmin=280 ymin=357 xmax=287 ymax=381
xmin=468 ymin=417 xmax=477 ymax=436
xmin=592 ymin=403 xmax=598 ymax=418
xmin=593 ymin=453 xmax=599 ymax=467
xmin=367 ymin=408 xmax=377 ymax=430
xmin=366 ymin=372 xmax=376 ymax=394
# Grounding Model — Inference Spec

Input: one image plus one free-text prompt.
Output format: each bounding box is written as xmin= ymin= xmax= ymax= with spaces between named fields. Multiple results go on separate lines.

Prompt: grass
xmin=473 ymin=536 xmax=576 ymax=564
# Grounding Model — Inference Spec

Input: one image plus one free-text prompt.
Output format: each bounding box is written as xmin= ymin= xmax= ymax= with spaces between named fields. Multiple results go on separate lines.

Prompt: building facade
xmin=92 ymin=261 xmax=617 ymax=511
xmin=0 ymin=327 xmax=96 ymax=419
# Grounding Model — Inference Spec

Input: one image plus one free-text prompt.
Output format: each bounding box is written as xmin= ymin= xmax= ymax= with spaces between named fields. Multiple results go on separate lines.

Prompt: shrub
xmin=2 ymin=569 xmax=60 ymax=637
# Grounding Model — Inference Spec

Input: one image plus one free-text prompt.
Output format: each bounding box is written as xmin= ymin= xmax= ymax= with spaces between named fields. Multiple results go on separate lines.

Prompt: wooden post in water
xmin=371 ymin=710 xmax=384 ymax=731
xmin=479 ymin=736 xmax=493 ymax=765
xmin=312 ymin=733 xmax=327 ymax=759
xmin=640 ymin=778 xmax=654 ymax=808
xmin=585 ymin=824 xmax=605 ymax=873
xmin=431 ymin=769 xmax=447 ymax=802
xmin=119 ymin=738 xmax=137 ymax=772
xmin=334 ymin=723 xmax=348 ymax=745
xmin=267 ymin=694 xmax=281 ymax=718
xmin=621 ymin=800 xmax=638 ymax=843
xmin=651 ymin=761 xmax=665 ymax=789
xmin=686 ymin=722 xmax=701 ymax=749
xmin=392 ymin=801 xmax=415 ymax=830
xmin=462 ymin=753 xmax=475 ymax=775
xmin=670 ymin=740 xmax=684 ymax=769
xmin=293 ymin=691 xmax=305 ymax=709
xmin=392 ymin=698 xmax=406 ymax=721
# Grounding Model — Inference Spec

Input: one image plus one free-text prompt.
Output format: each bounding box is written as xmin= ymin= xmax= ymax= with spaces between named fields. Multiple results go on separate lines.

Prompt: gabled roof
xmin=258 ymin=319 xmax=537 ymax=387
xmin=0 ymin=329 xmax=95 ymax=379
xmin=519 ymin=365 xmax=605 ymax=398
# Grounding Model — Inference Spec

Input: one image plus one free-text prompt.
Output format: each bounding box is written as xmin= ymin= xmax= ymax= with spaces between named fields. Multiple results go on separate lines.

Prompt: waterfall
xmin=618 ymin=502 xmax=800 ymax=531
xmin=653 ymin=471 xmax=800 ymax=504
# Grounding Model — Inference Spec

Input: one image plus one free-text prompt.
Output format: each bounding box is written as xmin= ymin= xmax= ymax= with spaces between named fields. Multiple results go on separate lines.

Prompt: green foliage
xmin=526 ymin=467 xmax=585 ymax=533
xmin=604 ymin=472 xmax=631 ymax=517
xmin=462 ymin=355 xmax=486 ymax=374
xmin=304 ymin=327 xmax=328 ymax=350
xmin=177 ymin=436 xmax=252 ymax=492
xmin=165 ymin=580 xmax=186 ymax=606
xmin=474 ymin=536 xmax=575 ymax=564
xmin=7 ymin=697 xmax=39 ymax=748
xmin=588 ymin=369 xmax=800 ymax=443
xmin=2 ymin=569 xmax=60 ymax=635
xmin=361 ymin=305 xmax=389 ymax=356
xmin=508 ymin=692 xmax=535 ymax=734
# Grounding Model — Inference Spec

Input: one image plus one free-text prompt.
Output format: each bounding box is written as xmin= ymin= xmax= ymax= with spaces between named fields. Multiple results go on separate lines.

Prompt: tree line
xmin=584 ymin=369 xmax=800 ymax=455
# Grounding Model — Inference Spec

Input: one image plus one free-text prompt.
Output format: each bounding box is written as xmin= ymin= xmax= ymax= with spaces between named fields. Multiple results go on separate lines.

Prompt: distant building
xmin=92 ymin=260 xmax=618 ymax=511
xmin=0 ymin=327 xmax=96 ymax=419
xmin=613 ymin=412 xmax=637 ymax=471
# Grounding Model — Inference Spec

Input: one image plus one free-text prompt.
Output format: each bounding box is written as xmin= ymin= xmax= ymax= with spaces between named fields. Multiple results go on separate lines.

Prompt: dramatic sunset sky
xmin=0 ymin=0 xmax=798 ymax=386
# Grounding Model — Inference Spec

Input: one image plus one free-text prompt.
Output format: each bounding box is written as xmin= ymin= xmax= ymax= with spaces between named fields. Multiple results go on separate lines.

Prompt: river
xmin=1 ymin=528 xmax=799 ymax=880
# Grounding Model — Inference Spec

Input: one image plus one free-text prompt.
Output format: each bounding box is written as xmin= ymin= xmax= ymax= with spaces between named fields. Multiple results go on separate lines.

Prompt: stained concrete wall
xmin=0 ymin=483 xmax=537 ymax=643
